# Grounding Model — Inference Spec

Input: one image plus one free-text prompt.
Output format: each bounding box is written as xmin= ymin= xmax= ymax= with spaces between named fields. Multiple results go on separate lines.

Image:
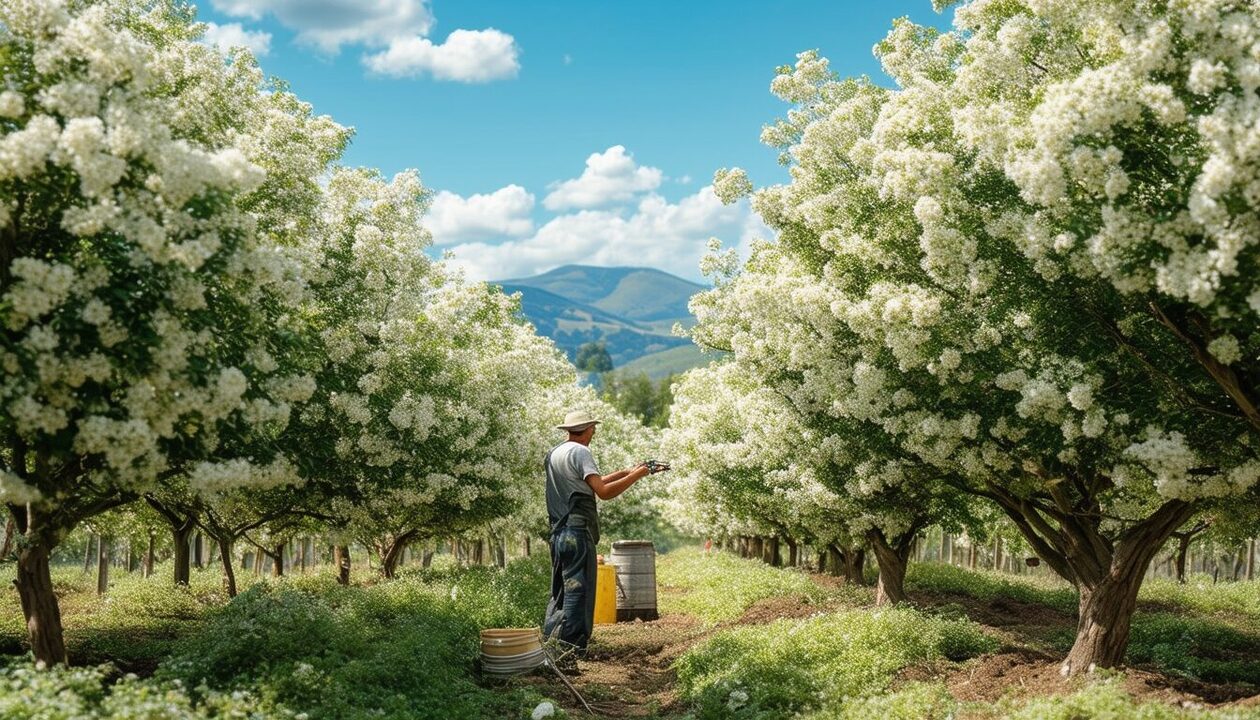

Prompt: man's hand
xmin=643 ymin=459 xmax=671 ymax=474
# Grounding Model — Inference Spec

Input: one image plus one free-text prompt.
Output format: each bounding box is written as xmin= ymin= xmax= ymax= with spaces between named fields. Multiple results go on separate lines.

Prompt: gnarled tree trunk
xmin=985 ymin=480 xmax=1196 ymax=675
xmin=866 ymin=527 xmax=917 ymax=605
xmin=1063 ymin=532 xmax=1170 ymax=674
xmin=379 ymin=530 xmax=417 ymax=579
xmin=14 ymin=540 xmax=67 ymax=665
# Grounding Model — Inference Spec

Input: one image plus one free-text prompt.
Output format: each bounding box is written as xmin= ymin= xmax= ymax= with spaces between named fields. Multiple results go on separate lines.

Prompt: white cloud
xmin=202 ymin=21 xmax=272 ymax=56
xmin=364 ymin=29 xmax=520 ymax=82
xmin=211 ymin=0 xmax=433 ymax=53
xmin=209 ymin=0 xmax=520 ymax=83
xmin=425 ymin=185 xmax=535 ymax=245
xmin=446 ymin=186 xmax=772 ymax=282
xmin=542 ymin=146 xmax=664 ymax=211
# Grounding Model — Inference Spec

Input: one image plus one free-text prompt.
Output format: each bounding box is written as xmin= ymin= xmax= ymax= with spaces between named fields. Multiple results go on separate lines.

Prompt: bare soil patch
xmin=735 ymin=593 xmax=829 ymax=625
xmin=519 ymin=612 xmax=705 ymax=718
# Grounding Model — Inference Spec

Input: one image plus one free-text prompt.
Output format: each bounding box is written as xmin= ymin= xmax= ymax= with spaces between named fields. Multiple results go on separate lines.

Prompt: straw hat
xmin=556 ymin=410 xmax=601 ymax=432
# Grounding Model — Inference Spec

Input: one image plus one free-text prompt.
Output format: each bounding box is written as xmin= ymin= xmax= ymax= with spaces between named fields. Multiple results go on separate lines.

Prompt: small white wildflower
xmin=1207 ymin=335 xmax=1241 ymax=365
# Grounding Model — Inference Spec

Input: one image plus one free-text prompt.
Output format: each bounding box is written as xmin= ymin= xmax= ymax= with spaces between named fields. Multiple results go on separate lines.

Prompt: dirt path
xmin=514 ymin=570 xmax=1259 ymax=718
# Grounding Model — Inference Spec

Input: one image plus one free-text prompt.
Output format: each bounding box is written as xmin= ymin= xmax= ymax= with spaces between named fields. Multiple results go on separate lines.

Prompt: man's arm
xmin=586 ymin=464 xmax=652 ymax=501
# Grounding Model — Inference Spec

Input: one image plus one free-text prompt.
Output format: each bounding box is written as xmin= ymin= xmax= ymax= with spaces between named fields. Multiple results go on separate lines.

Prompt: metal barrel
xmin=609 ymin=540 xmax=659 ymax=621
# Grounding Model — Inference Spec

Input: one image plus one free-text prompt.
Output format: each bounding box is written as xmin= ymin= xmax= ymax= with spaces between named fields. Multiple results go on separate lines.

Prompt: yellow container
xmin=594 ymin=562 xmax=617 ymax=625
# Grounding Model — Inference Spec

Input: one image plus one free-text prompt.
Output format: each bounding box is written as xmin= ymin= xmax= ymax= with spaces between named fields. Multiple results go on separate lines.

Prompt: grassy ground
xmin=527 ymin=551 xmax=1260 ymax=719
xmin=1 ymin=557 xmax=560 ymax=719
xmin=2 ymin=550 xmax=1259 ymax=719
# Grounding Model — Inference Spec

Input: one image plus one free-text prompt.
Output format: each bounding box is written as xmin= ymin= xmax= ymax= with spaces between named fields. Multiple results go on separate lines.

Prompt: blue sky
xmin=199 ymin=1 xmax=953 ymax=281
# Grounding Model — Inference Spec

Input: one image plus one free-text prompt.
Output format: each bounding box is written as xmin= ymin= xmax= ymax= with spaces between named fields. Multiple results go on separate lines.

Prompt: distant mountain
xmin=495 ymin=265 xmax=709 ymax=372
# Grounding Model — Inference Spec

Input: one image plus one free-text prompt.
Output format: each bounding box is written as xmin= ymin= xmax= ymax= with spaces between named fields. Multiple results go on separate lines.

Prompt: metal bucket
xmin=609 ymin=540 xmax=658 ymax=621
xmin=479 ymin=628 xmax=544 ymax=674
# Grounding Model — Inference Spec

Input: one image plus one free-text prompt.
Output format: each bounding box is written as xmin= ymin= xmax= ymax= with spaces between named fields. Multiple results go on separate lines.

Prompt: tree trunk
xmin=1174 ymin=533 xmax=1191 ymax=583
xmin=767 ymin=537 xmax=781 ymax=566
xmin=272 ymin=542 xmax=285 ymax=577
xmin=218 ymin=537 xmax=237 ymax=597
xmin=143 ymin=533 xmax=155 ymax=578
xmin=751 ymin=536 xmax=764 ymax=562
xmin=192 ymin=533 xmax=204 ymax=570
xmin=825 ymin=545 xmax=842 ymax=576
xmin=867 ymin=529 xmax=912 ymax=605
xmin=495 ymin=539 xmax=506 ymax=568
xmin=968 ymin=541 xmax=976 ymax=569
xmin=992 ymin=536 xmax=1002 ymax=572
xmin=298 ymin=538 xmax=308 ymax=573
xmin=844 ymin=548 xmax=867 ymax=585
xmin=96 ymin=535 xmax=110 ymax=595
xmin=985 ymin=496 xmax=1195 ymax=676
xmin=787 ymin=539 xmax=798 ymax=568
xmin=14 ymin=541 xmax=67 ymax=665
xmin=0 ymin=517 xmax=14 ymax=562
xmin=1063 ymin=567 xmax=1145 ymax=674
xmin=334 ymin=544 xmax=351 ymax=585
xmin=83 ymin=534 xmax=95 ymax=574
xmin=422 ymin=550 xmax=434 ymax=568
xmin=126 ymin=539 xmax=136 ymax=574
xmin=172 ymin=522 xmax=193 ymax=586
xmin=524 ymin=535 xmax=531 ymax=557
xmin=380 ymin=531 xmax=416 ymax=579
xmin=1248 ymin=538 xmax=1255 ymax=581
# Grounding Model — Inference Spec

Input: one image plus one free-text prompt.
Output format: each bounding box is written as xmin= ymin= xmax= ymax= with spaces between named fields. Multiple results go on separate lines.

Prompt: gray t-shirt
xmin=544 ymin=441 xmax=601 ymax=542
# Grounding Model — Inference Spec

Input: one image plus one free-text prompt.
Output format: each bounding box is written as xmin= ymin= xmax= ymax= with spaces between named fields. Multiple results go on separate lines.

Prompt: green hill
xmin=495 ymin=265 xmax=708 ymax=369
xmin=618 ymin=345 xmax=724 ymax=380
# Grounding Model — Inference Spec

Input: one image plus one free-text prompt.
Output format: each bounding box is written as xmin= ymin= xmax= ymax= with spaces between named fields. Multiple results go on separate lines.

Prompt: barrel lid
xmin=611 ymin=540 xmax=655 ymax=549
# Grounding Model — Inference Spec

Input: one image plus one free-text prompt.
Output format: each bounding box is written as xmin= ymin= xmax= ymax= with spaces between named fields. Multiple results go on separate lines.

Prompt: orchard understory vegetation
xmin=2 ymin=0 xmax=1260 ymax=718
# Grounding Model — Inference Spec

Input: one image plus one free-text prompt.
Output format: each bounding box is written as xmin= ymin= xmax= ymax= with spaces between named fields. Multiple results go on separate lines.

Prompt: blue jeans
xmin=542 ymin=527 xmax=596 ymax=650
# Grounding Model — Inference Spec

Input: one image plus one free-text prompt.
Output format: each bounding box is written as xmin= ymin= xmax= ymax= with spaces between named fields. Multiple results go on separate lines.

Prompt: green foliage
xmin=1123 ymin=613 xmax=1260 ymax=686
xmin=575 ymin=341 xmax=614 ymax=373
xmin=1041 ymin=612 xmax=1260 ymax=686
xmin=674 ymin=607 xmax=996 ymax=719
xmin=0 ymin=662 xmax=298 ymax=719
xmin=600 ymin=371 xmax=674 ymax=428
xmin=805 ymin=682 xmax=956 ymax=720
xmin=657 ymin=550 xmax=855 ymax=624
xmin=1 ymin=556 xmax=560 ymax=720
xmin=905 ymin=563 xmax=1078 ymax=614
xmin=1002 ymin=680 xmax=1260 ymax=720
xmin=1139 ymin=578 xmax=1260 ymax=623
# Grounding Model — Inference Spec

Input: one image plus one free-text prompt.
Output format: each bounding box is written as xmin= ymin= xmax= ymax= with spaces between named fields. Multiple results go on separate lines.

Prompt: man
xmin=541 ymin=410 xmax=663 ymax=660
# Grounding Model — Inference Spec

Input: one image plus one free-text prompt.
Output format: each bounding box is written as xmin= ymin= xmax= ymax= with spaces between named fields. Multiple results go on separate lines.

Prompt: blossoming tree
xmin=707 ymin=0 xmax=1260 ymax=673
xmin=0 ymin=0 xmax=344 ymax=663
